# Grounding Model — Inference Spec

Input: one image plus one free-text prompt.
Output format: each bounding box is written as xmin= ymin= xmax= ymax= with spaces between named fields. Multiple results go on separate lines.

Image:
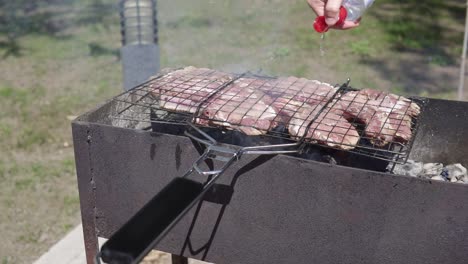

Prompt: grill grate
xmin=110 ymin=67 xmax=426 ymax=164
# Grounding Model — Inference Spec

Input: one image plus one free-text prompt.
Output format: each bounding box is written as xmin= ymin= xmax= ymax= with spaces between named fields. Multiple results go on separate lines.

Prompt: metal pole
xmin=458 ymin=0 xmax=468 ymax=100
xmin=120 ymin=0 xmax=160 ymax=91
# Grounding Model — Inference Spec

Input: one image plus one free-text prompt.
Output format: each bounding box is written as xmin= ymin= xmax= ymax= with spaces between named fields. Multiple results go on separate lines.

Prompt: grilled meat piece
xmin=197 ymin=78 xmax=278 ymax=135
xmin=260 ymin=77 xmax=338 ymax=125
xmin=261 ymin=77 xmax=337 ymax=106
xmin=262 ymin=77 xmax=358 ymax=149
xmin=335 ymin=89 xmax=418 ymax=146
xmin=288 ymin=104 xmax=360 ymax=150
xmin=150 ymin=67 xmax=234 ymax=113
xmin=359 ymin=89 xmax=420 ymax=117
xmin=196 ymin=76 xmax=337 ymax=136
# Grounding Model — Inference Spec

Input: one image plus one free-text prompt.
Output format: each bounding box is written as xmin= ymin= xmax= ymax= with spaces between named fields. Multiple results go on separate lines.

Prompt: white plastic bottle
xmin=314 ymin=0 xmax=375 ymax=33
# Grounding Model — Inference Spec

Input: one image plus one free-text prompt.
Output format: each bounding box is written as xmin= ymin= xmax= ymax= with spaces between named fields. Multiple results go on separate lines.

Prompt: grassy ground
xmin=0 ymin=0 xmax=466 ymax=263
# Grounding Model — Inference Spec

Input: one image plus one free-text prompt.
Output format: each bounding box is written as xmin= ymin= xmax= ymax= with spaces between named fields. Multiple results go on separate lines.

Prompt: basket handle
xmin=98 ymin=177 xmax=204 ymax=264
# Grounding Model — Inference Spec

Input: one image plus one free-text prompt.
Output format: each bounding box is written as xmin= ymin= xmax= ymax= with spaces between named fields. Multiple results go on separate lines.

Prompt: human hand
xmin=307 ymin=0 xmax=361 ymax=30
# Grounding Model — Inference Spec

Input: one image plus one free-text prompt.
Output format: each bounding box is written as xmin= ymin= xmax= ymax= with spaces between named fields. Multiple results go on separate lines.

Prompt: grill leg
xmin=172 ymin=254 xmax=189 ymax=264
xmin=82 ymin=224 xmax=98 ymax=264
xmin=79 ymin=179 xmax=99 ymax=264
xmin=73 ymin=125 xmax=99 ymax=264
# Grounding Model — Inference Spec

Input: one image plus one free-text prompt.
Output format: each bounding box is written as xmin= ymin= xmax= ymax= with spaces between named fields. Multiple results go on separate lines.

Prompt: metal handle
xmin=99 ymin=177 xmax=204 ymax=264
xmin=96 ymin=122 xmax=300 ymax=263
xmin=97 ymin=130 xmax=241 ymax=263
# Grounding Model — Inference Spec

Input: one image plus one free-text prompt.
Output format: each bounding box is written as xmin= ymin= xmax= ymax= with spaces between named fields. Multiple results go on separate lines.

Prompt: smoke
xmin=1 ymin=0 xmax=334 ymax=81
xmin=157 ymin=0 xmax=310 ymax=78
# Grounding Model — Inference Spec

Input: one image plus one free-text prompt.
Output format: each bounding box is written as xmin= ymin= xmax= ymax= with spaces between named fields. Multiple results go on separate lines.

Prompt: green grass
xmin=429 ymin=54 xmax=452 ymax=66
xmin=15 ymin=178 xmax=35 ymax=191
xmin=7 ymin=159 xmax=77 ymax=192
xmin=22 ymin=35 xmax=78 ymax=60
xmin=350 ymin=39 xmax=374 ymax=56
xmin=17 ymin=227 xmax=41 ymax=244
xmin=390 ymin=86 xmax=406 ymax=95
xmin=272 ymin=47 xmax=291 ymax=59
xmin=166 ymin=15 xmax=213 ymax=29
xmin=17 ymin=129 xmax=51 ymax=149
xmin=0 ymin=123 xmax=12 ymax=138
xmin=292 ymin=64 xmax=309 ymax=77
xmin=419 ymin=90 xmax=457 ymax=100
xmin=63 ymin=195 xmax=80 ymax=216
xmin=0 ymin=86 xmax=44 ymax=104
xmin=0 ymin=2 xmax=121 ymax=262
xmin=62 ymin=223 xmax=74 ymax=233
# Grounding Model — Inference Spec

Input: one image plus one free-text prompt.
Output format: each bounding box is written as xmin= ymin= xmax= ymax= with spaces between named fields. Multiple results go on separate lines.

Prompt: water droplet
xmin=320 ymin=33 xmax=326 ymax=56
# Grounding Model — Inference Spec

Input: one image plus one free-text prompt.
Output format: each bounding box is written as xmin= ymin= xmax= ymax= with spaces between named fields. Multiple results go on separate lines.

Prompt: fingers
xmin=324 ymin=0 xmax=343 ymax=26
xmin=333 ymin=20 xmax=361 ymax=30
xmin=308 ymin=0 xmax=361 ymax=31
xmin=307 ymin=0 xmax=325 ymax=16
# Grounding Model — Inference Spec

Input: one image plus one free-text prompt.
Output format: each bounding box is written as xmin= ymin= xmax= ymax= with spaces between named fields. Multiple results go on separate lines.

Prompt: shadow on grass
xmin=374 ymin=0 xmax=464 ymax=51
xmin=0 ymin=0 xmax=118 ymax=58
xmin=360 ymin=55 xmax=458 ymax=94
xmin=88 ymin=42 xmax=120 ymax=60
xmin=362 ymin=0 xmax=465 ymax=94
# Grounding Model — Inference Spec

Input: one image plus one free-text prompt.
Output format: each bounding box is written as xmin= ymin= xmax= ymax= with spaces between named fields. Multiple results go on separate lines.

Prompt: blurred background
xmin=0 ymin=0 xmax=466 ymax=263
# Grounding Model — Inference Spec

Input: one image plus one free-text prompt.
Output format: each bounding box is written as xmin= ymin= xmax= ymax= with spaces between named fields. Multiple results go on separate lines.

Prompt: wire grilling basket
xmin=110 ymin=67 xmax=426 ymax=164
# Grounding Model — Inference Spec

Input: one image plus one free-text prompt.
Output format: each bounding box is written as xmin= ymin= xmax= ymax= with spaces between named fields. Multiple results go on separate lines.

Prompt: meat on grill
xmin=193 ymin=75 xmax=340 ymax=136
xmin=359 ymin=89 xmax=420 ymax=117
xmin=196 ymin=78 xmax=278 ymax=135
xmin=150 ymin=67 xmax=420 ymax=150
xmin=334 ymin=89 xmax=418 ymax=146
xmin=259 ymin=77 xmax=361 ymax=150
xmin=150 ymin=67 xmax=234 ymax=113
xmin=261 ymin=76 xmax=338 ymax=106
xmin=288 ymin=104 xmax=360 ymax=150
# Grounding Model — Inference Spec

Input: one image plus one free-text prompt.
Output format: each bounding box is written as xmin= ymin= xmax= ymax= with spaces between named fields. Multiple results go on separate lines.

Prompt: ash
xmin=389 ymin=161 xmax=468 ymax=184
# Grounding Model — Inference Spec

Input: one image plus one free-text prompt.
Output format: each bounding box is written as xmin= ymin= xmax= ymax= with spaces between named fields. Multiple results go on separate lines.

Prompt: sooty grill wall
xmin=72 ymin=97 xmax=468 ymax=264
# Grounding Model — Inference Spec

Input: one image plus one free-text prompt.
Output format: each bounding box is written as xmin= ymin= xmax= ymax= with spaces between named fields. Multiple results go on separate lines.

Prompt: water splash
xmin=320 ymin=33 xmax=327 ymax=56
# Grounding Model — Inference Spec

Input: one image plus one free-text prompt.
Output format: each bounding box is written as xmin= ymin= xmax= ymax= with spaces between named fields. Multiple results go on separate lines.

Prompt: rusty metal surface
xmin=72 ymin=98 xmax=468 ymax=264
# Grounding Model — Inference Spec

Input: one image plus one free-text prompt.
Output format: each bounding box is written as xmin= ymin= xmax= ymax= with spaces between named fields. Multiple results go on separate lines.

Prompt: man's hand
xmin=307 ymin=0 xmax=360 ymax=30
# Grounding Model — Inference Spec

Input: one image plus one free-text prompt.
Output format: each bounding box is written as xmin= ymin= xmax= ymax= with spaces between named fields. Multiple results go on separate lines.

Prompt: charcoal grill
xmin=72 ymin=68 xmax=468 ymax=264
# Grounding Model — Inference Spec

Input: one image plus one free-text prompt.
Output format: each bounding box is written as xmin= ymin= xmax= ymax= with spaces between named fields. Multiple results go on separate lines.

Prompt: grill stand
xmin=79 ymin=70 xmax=426 ymax=263
xmin=96 ymin=124 xmax=299 ymax=264
xmin=72 ymin=96 xmax=468 ymax=264
xmin=171 ymin=255 xmax=188 ymax=264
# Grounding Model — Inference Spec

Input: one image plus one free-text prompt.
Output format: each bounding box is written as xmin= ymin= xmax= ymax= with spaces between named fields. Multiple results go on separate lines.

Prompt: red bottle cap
xmin=313 ymin=6 xmax=347 ymax=33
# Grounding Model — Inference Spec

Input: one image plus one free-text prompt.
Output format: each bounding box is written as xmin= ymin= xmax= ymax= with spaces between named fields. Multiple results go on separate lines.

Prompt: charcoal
xmin=322 ymin=155 xmax=338 ymax=165
xmin=431 ymin=175 xmax=447 ymax=182
xmin=462 ymin=176 xmax=468 ymax=184
xmin=444 ymin=164 xmax=467 ymax=182
xmin=389 ymin=160 xmax=468 ymax=184
xmin=450 ymin=175 xmax=458 ymax=183
xmin=422 ymin=163 xmax=444 ymax=178
xmin=390 ymin=160 xmax=423 ymax=177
